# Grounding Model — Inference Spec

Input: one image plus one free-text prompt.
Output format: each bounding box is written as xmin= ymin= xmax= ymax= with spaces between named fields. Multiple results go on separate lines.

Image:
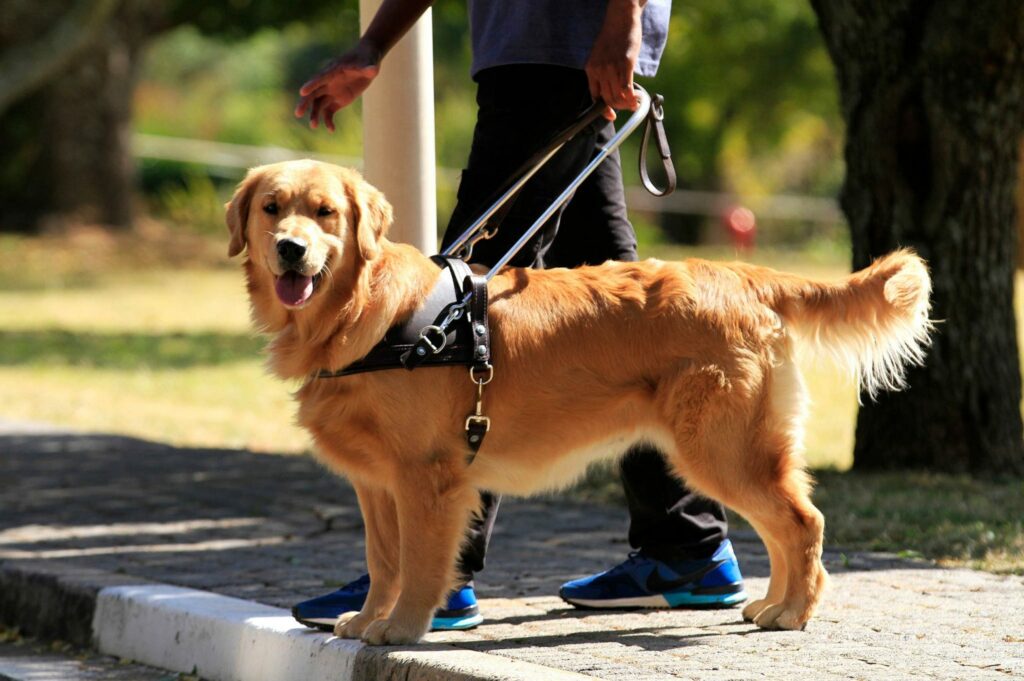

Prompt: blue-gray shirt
xmin=468 ymin=0 xmax=671 ymax=79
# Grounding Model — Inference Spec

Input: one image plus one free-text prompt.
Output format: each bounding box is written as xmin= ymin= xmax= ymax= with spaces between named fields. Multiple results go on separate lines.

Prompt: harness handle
xmin=442 ymin=85 xmax=673 ymax=266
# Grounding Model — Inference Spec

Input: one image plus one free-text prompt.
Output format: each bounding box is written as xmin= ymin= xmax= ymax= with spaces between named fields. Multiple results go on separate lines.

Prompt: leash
xmin=316 ymin=85 xmax=676 ymax=462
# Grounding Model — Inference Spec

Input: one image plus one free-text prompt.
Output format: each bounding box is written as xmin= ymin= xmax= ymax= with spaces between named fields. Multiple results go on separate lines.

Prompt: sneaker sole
xmin=292 ymin=613 xmax=484 ymax=633
xmin=562 ymin=588 xmax=748 ymax=610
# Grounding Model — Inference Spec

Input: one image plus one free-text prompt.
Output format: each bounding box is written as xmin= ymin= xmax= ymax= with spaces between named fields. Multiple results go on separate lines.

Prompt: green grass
xmin=0 ymin=231 xmax=1021 ymax=574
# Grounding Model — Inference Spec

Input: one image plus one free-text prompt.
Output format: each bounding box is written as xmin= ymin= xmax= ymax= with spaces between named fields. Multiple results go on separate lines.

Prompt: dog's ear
xmin=225 ymin=168 xmax=263 ymax=258
xmin=344 ymin=171 xmax=393 ymax=261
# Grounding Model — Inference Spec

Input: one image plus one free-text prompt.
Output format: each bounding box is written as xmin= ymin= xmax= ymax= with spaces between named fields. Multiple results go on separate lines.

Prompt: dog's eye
xmin=317 ymin=206 xmax=334 ymax=217
xmin=263 ymin=203 xmax=279 ymax=215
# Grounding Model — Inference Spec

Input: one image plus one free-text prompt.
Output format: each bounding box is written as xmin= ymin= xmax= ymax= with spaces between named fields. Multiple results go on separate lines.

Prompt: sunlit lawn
xmin=1 ymin=232 xmax=1021 ymax=574
xmin=0 ymin=267 xmax=307 ymax=453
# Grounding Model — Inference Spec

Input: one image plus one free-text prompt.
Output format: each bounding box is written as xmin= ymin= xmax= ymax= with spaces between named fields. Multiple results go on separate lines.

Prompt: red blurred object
xmin=723 ymin=205 xmax=756 ymax=250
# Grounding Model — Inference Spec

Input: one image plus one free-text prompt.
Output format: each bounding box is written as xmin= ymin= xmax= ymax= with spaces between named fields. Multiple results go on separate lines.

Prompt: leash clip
xmin=464 ymin=363 xmax=493 ymax=461
xmin=455 ymin=227 xmax=497 ymax=262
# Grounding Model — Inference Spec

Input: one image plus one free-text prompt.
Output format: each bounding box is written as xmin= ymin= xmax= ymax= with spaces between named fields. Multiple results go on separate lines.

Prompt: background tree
xmin=810 ymin=1 xmax=1024 ymax=475
xmin=0 ymin=0 xmax=353 ymax=231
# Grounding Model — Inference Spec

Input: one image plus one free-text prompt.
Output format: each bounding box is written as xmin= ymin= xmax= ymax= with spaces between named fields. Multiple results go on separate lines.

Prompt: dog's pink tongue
xmin=275 ymin=272 xmax=314 ymax=307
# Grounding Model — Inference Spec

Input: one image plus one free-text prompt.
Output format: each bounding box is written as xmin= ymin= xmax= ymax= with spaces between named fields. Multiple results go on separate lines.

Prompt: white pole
xmin=359 ymin=1 xmax=437 ymax=253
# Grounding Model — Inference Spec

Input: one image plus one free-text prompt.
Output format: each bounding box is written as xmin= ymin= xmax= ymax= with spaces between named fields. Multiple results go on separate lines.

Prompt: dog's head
xmin=225 ymin=160 xmax=392 ymax=316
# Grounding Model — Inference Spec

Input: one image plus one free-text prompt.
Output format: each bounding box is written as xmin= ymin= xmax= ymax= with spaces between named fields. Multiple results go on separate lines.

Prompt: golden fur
xmin=226 ymin=160 xmax=932 ymax=645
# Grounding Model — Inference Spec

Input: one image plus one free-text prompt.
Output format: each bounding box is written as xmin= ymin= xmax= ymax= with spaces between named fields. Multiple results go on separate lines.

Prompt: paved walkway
xmin=1 ymin=423 xmax=1022 ymax=680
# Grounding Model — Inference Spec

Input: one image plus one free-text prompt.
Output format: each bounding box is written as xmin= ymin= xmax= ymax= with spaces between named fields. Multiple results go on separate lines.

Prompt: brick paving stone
xmin=1 ymin=427 xmax=1022 ymax=680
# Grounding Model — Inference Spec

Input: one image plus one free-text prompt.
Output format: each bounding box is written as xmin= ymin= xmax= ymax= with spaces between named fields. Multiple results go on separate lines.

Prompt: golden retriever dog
xmin=226 ymin=159 xmax=931 ymax=645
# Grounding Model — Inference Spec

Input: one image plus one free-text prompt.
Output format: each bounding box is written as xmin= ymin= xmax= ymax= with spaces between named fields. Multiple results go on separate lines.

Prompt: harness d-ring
xmin=417 ymin=325 xmax=448 ymax=354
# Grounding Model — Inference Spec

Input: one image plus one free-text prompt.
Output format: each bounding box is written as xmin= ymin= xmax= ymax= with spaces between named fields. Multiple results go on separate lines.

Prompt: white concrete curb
xmin=92 ymin=584 xmax=597 ymax=681
xmin=93 ymin=585 xmax=362 ymax=681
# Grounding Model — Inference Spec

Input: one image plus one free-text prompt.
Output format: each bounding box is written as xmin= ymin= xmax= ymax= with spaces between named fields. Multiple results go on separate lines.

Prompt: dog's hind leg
xmin=335 ymin=482 xmax=401 ymax=639
xmin=660 ymin=360 xmax=827 ymax=631
xmin=741 ymin=532 xmax=788 ymax=624
xmin=733 ymin=467 xmax=826 ymax=631
xmin=361 ymin=463 xmax=479 ymax=645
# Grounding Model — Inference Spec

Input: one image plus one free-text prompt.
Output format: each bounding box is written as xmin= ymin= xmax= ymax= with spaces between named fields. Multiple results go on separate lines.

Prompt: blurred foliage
xmin=649 ymin=0 xmax=843 ymax=193
xmin=157 ymin=172 xmax=228 ymax=235
xmin=134 ymin=0 xmax=844 ymax=239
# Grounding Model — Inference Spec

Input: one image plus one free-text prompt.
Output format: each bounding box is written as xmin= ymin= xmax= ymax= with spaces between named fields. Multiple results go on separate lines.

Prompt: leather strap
xmin=401 ymin=257 xmax=473 ymax=370
xmin=639 ymin=93 xmax=677 ymax=197
xmin=466 ymin=274 xmax=490 ymax=369
xmin=318 ymin=256 xmax=478 ymax=378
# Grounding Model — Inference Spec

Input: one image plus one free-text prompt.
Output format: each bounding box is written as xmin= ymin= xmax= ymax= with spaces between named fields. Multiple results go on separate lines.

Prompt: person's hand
xmin=584 ymin=0 xmax=643 ymax=121
xmin=295 ymin=39 xmax=383 ymax=132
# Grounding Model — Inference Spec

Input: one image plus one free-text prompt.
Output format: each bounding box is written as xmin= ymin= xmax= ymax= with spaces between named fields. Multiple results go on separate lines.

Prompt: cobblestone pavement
xmin=1 ymin=424 xmax=1022 ymax=680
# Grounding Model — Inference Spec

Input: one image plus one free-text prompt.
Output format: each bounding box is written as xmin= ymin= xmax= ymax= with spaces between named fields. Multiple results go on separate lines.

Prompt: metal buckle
xmin=418 ymin=325 xmax=448 ymax=354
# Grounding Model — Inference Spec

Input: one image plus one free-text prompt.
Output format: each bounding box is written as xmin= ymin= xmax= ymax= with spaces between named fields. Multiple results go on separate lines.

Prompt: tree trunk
xmin=0 ymin=1 xmax=160 ymax=231
xmin=43 ymin=12 xmax=144 ymax=229
xmin=810 ymin=1 xmax=1024 ymax=475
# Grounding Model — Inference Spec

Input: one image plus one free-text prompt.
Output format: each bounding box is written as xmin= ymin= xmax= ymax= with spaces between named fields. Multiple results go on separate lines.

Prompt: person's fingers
xmin=324 ymin=104 xmax=340 ymax=132
xmin=621 ymin=73 xmax=639 ymax=110
xmin=599 ymin=68 xmax=621 ymax=110
xmin=586 ymin=67 xmax=602 ymax=102
xmin=295 ymin=95 xmax=312 ymax=118
xmin=299 ymin=75 xmax=327 ymax=97
xmin=310 ymin=96 xmax=327 ymax=129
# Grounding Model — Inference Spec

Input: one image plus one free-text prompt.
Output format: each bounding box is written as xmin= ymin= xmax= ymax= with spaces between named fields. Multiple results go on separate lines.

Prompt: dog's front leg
xmin=335 ymin=483 xmax=401 ymax=639
xmin=361 ymin=467 xmax=477 ymax=645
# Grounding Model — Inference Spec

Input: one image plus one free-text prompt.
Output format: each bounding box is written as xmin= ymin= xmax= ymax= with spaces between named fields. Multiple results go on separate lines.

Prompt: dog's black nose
xmin=277 ymin=237 xmax=307 ymax=264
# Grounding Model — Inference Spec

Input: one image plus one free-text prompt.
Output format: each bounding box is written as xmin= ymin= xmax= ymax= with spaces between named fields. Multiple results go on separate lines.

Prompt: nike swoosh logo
xmin=645 ymin=561 xmax=721 ymax=593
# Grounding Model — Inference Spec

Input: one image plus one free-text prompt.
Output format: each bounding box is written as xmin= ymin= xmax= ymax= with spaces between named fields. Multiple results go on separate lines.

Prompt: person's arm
xmin=295 ymin=0 xmax=434 ymax=131
xmin=584 ymin=0 xmax=646 ymax=121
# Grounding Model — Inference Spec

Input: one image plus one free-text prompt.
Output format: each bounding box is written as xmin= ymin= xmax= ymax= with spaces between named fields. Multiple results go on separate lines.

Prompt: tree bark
xmin=810 ymin=1 xmax=1024 ymax=475
xmin=0 ymin=1 xmax=163 ymax=231
xmin=0 ymin=0 xmax=122 ymax=116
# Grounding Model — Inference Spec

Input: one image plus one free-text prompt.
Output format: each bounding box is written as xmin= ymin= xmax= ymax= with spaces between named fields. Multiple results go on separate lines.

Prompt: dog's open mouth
xmin=274 ymin=270 xmax=323 ymax=307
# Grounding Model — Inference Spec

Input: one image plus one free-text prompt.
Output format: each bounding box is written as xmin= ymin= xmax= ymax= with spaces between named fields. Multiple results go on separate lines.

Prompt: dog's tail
xmin=757 ymin=249 xmax=933 ymax=398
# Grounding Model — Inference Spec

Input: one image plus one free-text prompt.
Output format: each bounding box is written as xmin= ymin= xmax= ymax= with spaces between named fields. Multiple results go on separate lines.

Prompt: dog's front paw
xmin=362 ymin=616 xmax=429 ymax=645
xmin=334 ymin=611 xmax=377 ymax=639
xmin=742 ymin=598 xmax=773 ymax=622
xmin=752 ymin=603 xmax=808 ymax=631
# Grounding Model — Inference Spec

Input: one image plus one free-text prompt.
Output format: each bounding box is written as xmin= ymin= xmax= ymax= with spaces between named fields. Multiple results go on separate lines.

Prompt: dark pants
xmin=440 ymin=65 xmax=728 ymax=580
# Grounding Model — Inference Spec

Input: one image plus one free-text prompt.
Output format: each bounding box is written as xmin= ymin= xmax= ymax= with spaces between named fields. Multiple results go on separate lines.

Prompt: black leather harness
xmin=312 ymin=87 xmax=675 ymax=464
xmin=316 ymin=256 xmax=493 ymax=457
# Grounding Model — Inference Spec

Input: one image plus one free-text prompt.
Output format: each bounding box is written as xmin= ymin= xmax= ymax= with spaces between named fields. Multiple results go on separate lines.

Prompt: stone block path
xmin=1 ymin=423 xmax=1021 ymax=680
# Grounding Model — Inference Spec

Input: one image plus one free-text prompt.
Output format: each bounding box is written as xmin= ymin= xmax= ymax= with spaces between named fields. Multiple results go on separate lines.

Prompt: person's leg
xmin=549 ymin=124 xmax=743 ymax=609
xmin=441 ymin=65 xmax=601 ymax=267
xmin=547 ymin=121 xmax=729 ymax=558
xmin=619 ymin=448 xmax=727 ymax=560
xmin=442 ymin=63 xmax=608 ymax=583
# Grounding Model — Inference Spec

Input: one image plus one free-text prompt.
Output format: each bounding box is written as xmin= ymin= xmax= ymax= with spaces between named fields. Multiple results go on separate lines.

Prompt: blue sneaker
xmin=559 ymin=539 xmax=747 ymax=609
xmin=292 ymin=574 xmax=483 ymax=631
